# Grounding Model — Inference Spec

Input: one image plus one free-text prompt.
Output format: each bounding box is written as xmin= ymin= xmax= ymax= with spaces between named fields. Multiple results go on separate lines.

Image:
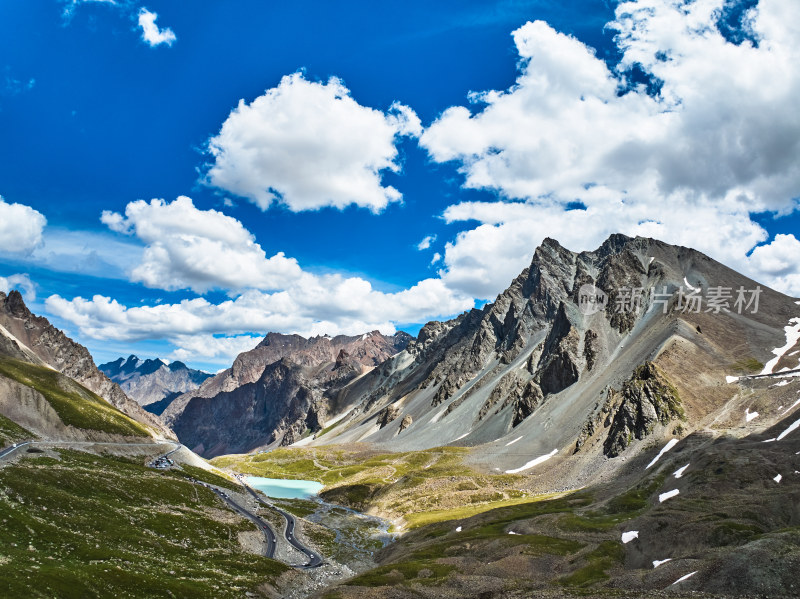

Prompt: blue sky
xmin=1 ymin=0 xmax=798 ymax=371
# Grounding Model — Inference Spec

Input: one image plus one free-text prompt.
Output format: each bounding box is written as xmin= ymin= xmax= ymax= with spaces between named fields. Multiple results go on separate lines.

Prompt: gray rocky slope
xmin=0 ymin=290 xmax=174 ymax=440
xmin=99 ymin=355 xmax=211 ymax=411
xmin=162 ymin=331 xmax=412 ymax=457
xmin=308 ymin=234 xmax=799 ymax=488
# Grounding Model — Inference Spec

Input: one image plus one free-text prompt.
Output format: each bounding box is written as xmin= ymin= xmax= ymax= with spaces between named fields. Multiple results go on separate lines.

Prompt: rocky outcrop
xmin=0 ymin=291 xmax=172 ymax=439
xmin=377 ymin=404 xmax=401 ymax=429
xmin=583 ymin=330 xmax=598 ymax=371
xmin=603 ymin=362 xmax=685 ymax=457
xmin=535 ymin=303 xmax=581 ymax=396
xmin=398 ymin=414 xmax=412 ymax=434
xmin=509 ymin=380 xmax=544 ymax=428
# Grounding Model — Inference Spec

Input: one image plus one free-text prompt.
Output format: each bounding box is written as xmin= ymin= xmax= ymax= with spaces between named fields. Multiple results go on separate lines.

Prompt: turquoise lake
xmin=245 ymin=476 xmax=324 ymax=499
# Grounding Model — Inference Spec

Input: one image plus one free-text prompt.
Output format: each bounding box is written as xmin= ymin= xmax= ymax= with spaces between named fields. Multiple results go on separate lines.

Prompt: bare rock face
xmin=583 ymin=330 xmax=598 ymax=371
xmin=510 ymin=380 xmax=544 ymax=428
xmin=603 ymin=362 xmax=685 ymax=457
xmin=536 ymin=303 xmax=580 ymax=396
xmin=398 ymin=414 xmax=412 ymax=434
xmin=0 ymin=291 xmax=172 ymax=439
xmin=377 ymin=404 xmax=401 ymax=429
xmin=165 ymin=330 xmax=412 ymax=456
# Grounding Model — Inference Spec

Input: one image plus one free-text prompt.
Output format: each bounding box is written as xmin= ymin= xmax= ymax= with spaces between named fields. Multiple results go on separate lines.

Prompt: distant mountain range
xmin=161 ymin=331 xmax=412 ymax=456
xmin=99 ymin=355 xmax=212 ymax=415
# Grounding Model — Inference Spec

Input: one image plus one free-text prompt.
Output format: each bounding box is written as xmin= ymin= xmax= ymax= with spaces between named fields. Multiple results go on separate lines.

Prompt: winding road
xmin=1 ymin=440 xmax=323 ymax=568
xmin=240 ymin=480 xmax=324 ymax=568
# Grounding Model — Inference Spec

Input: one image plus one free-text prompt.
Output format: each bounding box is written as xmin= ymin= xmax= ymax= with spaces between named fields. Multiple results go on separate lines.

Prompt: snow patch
xmin=671 ymin=571 xmax=698 ymax=585
xmin=508 ymin=531 xmax=518 ymax=535
xmin=773 ymin=474 xmax=782 ymax=483
xmin=648 ymin=257 xmax=655 ymax=265
xmin=673 ymin=464 xmax=690 ymax=479
xmin=745 ymin=408 xmax=759 ymax=422
xmin=505 ymin=449 xmax=558 ymax=474
xmin=683 ymin=277 xmax=699 ymax=292
xmin=453 ymin=432 xmax=469 ymax=442
xmin=725 ymin=375 xmax=740 ymax=384
xmin=505 ymin=436 xmax=523 ymax=447
xmin=621 ymin=531 xmax=639 ymax=544
xmin=789 ymin=351 xmax=799 ymax=357
xmin=455 ymin=526 xmax=462 ymax=532
xmin=653 ymin=558 xmax=672 ymax=568
xmin=659 ymin=489 xmax=680 ymax=503
xmin=777 ymin=417 xmax=800 ymax=441
xmin=763 ymin=438 xmax=777 ymax=443
xmin=761 ymin=317 xmax=800 ymax=375
xmin=772 ymin=380 xmax=790 ymax=387
xmin=646 ymin=438 xmax=679 ymax=469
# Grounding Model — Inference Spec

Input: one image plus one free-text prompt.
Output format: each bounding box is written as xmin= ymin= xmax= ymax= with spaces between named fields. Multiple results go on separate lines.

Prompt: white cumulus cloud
xmin=420 ymin=0 xmax=800 ymax=300
xmin=101 ymin=196 xmax=302 ymax=293
xmin=168 ymin=334 xmax=263 ymax=364
xmin=0 ymin=197 xmax=47 ymax=255
xmin=749 ymin=234 xmax=800 ymax=296
xmin=50 ymin=196 xmax=475 ymax=358
xmin=204 ymin=72 xmax=421 ymax=212
xmin=138 ymin=8 xmax=176 ymax=47
xmin=417 ymin=235 xmax=436 ymax=250
xmin=0 ymin=273 xmax=36 ymax=301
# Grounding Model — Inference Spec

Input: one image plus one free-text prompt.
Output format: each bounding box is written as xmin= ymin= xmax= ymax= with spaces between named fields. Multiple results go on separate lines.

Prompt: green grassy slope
xmin=0 ymin=449 xmax=289 ymax=598
xmin=212 ymin=446 xmax=533 ymax=527
xmin=0 ymin=413 xmax=34 ymax=446
xmin=0 ymin=356 xmax=150 ymax=437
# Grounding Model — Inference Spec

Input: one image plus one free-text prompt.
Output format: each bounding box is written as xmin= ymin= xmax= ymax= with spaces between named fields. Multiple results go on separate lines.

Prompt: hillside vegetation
xmin=212 ymin=445 xmax=544 ymax=529
xmin=0 ymin=356 xmax=150 ymax=437
xmin=0 ymin=449 xmax=288 ymax=598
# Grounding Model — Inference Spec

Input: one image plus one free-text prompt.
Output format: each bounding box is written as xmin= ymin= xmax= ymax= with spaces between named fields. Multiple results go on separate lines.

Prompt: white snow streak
xmin=773 ymin=474 xmax=782 ymax=483
xmin=777 ymin=418 xmax=800 ymax=441
xmin=771 ymin=380 xmax=790 ymax=387
xmin=763 ymin=438 xmax=777 ymax=443
xmin=659 ymin=489 xmax=680 ymax=503
xmin=653 ymin=558 xmax=672 ymax=568
xmin=725 ymin=375 xmax=740 ymax=384
xmin=671 ymin=571 xmax=698 ymax=585
xmin=453 ymin=432 xmax=469 ymax=441
xmin=648 ymin=257 xmax=654 ymax=265
xmin=621 ymin=531 xmax=639 ymax=544
xmin=646 ymin=438 xmax=679 ymax=469
xmin=745 ymin=408 xmax=759 ymax=422
xmin=505 ymin=449 xmax=558 ymax=474
xmin=508 ymin=531 xmax=518 ymax=535
xmin=673 ymin=464 xmax=690 ymax=479
xmin=683 ymin=278 xmax=699 ymax=292
xmin=782 ymin=398 xmax=800 ymax=415
xmin=505 ymin=436 xmax=523 ymax=447
xmin=761 ymin=317 xmax=800 ymax=375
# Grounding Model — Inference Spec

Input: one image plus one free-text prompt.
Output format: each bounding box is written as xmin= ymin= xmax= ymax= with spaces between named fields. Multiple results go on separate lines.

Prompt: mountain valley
xmin=1 ymin=235 xmax=799 ymax=598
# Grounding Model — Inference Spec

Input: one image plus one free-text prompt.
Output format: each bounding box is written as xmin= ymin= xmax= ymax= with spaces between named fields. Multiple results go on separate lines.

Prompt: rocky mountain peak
xmin=2 ymin=290 xmax=32 ymax=319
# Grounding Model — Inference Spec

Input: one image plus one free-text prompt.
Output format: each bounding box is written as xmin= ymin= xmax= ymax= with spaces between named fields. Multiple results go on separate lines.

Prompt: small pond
xmin=245 ymin=476 xmax=324 ymax=499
